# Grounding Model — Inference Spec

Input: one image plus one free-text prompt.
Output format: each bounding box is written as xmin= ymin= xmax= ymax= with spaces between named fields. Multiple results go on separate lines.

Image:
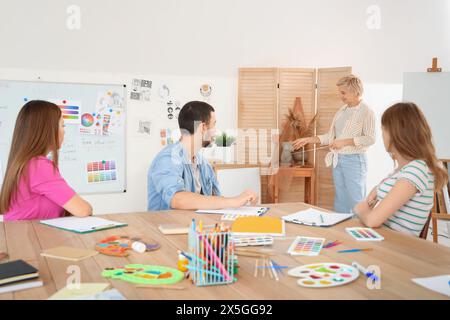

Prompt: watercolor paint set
xmin=288 ymin=263 xmax=359 ymax=288
xmin=287 ymin=236 xmax=324 ymax=256
xmin=346 ymin=227 xmax=384 ymax=241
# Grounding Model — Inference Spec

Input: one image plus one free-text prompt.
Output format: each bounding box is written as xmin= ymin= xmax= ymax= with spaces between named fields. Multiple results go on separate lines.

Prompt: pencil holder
xmin=188 ymin=226 xmax=235 ymax=286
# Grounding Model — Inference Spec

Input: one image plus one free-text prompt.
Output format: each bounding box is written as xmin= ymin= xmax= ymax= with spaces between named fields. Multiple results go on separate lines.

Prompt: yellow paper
xmin=231 ymin=216 xmax=285 ymax=236
xmin=48 ymin=283 xmax=110 ymax=300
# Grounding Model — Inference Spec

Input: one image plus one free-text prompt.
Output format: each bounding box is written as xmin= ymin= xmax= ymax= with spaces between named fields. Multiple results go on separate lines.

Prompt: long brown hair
xmin=381 ymin=102 xmax=448 ymax=191
xmin=0 ymin=100 xmax=62 ymax=214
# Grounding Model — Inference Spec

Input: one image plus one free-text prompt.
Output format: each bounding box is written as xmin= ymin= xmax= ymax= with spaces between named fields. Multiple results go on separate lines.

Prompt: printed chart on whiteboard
xmin=0 ymin=80 xmax=127 ymax=194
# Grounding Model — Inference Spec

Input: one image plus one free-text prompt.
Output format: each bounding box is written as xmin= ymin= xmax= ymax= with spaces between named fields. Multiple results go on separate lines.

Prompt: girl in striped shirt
xmin=354 ymin=102 xmax=448 ymax=237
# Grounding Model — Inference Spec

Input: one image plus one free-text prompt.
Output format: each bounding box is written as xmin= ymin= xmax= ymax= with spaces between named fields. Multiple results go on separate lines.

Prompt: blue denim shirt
xmin=147 ymin=142 xmax=221 ymax=211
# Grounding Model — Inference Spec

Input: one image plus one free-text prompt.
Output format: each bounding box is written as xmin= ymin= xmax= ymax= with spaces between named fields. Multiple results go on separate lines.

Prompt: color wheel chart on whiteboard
xmin=0 ymin=80 xmax=127 ymax=194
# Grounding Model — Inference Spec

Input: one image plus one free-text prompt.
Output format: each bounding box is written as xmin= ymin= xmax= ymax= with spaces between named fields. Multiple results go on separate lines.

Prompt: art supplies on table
xmin=232 ymin=235 xmax=274 ymax=247
xmin=48 ymin=283 xmax=110 ymax=300
xmin=231 ymin=216 xmax=285 ymax=237
xmin=40 ymin=216 xmax=127 ymax=234
xmin=254 ymin=258 xmax=287 ymax=281
xmin=158 ymin=224 xmax=189 ymax=235
xmin=102 ymin=264 xmax=184 ymax=285
xmin=196 ymin=206 xmax=269 ymax=217
xmin=282 ymin=208 xmax=353 ymax=227
xmin=95 ymin=235 xmax=160 ymax=257
xmin=352 ymin=262 xmax=379 ymax=282
xmin=188 ymin=220 xmax=236 ymax=286
xmin=287 ymin=236 xmax=324 ymax=256
xmin=346 ymin=227 xmax=384 ymax=241
xmin=41 ymin=246 xmax=98 ymax=262
xmin=411 ymin=275 xmax=450 ymax=297
xmin=338 ymin=248 xmax=373 ymax=253
xmin=0 ymin=260 xmax=39 ymax=286
xmin=288 ymin=263 xmax=359 ymax=288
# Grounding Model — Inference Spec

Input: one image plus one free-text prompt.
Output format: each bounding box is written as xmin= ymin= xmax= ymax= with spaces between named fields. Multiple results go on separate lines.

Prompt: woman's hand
xmin=366 ymin=187 xmax=378 ymax=208
xmin=329 ymin=138 xmax=354 ymax=150
xmin=292 ymin=137 xmax=313 ymax=151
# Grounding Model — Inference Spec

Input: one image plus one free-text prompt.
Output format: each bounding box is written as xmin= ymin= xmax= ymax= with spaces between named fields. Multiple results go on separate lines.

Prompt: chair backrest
xmin=419 ymin=212 xmax=432 ymax=239
xmin=216 ymin=167 xmax=261 ymax=204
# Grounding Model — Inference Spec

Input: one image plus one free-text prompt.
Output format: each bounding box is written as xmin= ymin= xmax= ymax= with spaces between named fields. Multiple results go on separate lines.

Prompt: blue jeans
xmin=332 ymin=154 xmax=368 ymax=213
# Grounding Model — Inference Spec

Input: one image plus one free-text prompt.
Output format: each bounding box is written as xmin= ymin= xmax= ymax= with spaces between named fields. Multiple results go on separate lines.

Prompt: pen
xmin=320 ymin=214 xmax=324 ymax=224
xmin=338 ymin=248 xmax=373 ymax=253
xmin=352 ymin=261 xmax=379 ymax=282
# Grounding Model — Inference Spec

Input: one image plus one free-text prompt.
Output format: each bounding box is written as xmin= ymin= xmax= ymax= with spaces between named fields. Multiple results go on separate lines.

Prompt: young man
xmin=147 ymin=101 xmax=257 ymax=211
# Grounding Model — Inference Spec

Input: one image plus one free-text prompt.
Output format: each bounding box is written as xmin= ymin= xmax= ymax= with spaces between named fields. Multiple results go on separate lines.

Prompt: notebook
xmin=158 ymin=224 xmax=190 ymax=235
xmin=40 ymin=216 xmax=127 ymax=234
xmin=196 ymin=206 xmax=269 ymax=216
xmin=231 ymin=216 xmax=285 ymax=237
xmin=0 ymin=279 xmax=43 ymax=294
xmin=282 ymin=208 xmax=353 ymax=227
xmin=0 ymin=260 xmax=39 ymax=286
xmin=41 ymin=246 xmax=99 ymax=262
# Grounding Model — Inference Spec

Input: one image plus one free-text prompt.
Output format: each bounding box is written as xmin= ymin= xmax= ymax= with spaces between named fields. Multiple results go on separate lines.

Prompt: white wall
xmin=0 ymin=0 xmax=448 ymax=213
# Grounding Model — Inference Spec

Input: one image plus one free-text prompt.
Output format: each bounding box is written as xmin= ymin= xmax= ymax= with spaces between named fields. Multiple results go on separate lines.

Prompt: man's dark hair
xmin=178 ymin=101 xmax=215 ymax=135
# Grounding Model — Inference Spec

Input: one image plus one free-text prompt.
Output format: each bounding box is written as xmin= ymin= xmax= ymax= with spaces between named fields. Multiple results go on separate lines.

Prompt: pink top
xmin=4 ymin=156 xmax=76 ymax=221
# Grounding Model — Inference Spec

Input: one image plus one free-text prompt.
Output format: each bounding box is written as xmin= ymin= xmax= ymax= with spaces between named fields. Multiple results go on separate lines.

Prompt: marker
xmin=352 ymin=261 xmax=379 ymax=282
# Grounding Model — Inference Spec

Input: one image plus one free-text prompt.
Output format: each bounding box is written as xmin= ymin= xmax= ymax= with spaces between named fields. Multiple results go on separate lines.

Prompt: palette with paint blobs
xmin=288 ymin=263 xmax=359 ymax=288
xmin=102 ymin=264 xmax=184 ymax=285
xmin=95 ymin=235 xmax=160 ymax=257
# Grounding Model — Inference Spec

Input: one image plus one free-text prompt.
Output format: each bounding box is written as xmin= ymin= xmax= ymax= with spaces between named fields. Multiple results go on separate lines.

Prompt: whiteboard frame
xmin=0 ymin=78 xmax=128 ymax=195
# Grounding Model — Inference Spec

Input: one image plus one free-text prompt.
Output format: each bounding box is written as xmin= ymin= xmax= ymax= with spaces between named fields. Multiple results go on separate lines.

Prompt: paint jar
xmin=177 ymin=254 xmax=189 ymax=272
xmin=131 ymin=241 xmax=147 ymax=253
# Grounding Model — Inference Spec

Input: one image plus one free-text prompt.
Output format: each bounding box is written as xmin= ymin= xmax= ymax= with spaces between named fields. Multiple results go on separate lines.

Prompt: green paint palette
xmin=102 ymin=264 xmax=184 ymax=285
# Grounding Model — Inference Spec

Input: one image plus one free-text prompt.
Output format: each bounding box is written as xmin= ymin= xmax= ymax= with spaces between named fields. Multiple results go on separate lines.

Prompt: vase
xmin=280 ymin=142 xmax=293 ymax=166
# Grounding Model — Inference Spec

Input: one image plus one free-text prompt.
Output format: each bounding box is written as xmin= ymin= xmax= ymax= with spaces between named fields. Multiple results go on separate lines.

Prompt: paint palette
xmin=346 ymin=227 xmax=384 ymax=241
xmin=232 ymin=235 xmax=274 ymax=247
xmin=102 ymin=264 xmax=184 ymax=285
xmin=287 ymin=236 xmax=324 ymax=256
xmin=95 ymin=235 xmax=160 ymax=257
xmin=288 ymin=263 xmax=359 ymax=288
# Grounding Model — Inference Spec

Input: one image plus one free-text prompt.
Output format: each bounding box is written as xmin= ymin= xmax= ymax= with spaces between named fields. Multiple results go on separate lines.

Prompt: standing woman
xmin=292 ymin=75 xmax=376 ymax=213
xmin=0 ymin=100 xmax=92 ymax=220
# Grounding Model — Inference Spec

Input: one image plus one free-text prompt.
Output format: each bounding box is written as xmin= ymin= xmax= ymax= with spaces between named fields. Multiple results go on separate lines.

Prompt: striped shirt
xmin=318 ymin=101 xmax=376 ymax=167
xmin=378 ymin=160 xmax=434 ymax=237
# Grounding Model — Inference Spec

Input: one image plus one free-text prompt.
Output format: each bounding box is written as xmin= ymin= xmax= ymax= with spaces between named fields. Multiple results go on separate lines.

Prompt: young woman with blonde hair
xmin=292 ymin=74 xmax=376 ymax=213
xmin=354 ymin=102 xmax=448 ymax=237
xmin=0 ymin=100 xmax=92 ymax=220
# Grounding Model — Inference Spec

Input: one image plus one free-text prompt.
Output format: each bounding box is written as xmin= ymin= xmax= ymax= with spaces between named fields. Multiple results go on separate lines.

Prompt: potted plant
xmin=213 ymin=131 xmax=236 ymax=163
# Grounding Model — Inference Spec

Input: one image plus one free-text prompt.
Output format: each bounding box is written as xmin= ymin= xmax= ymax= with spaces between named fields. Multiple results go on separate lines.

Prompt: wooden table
xmin=1 ymin=202 xmax=449 ymax=300
xmin=273 ymin=166 xmax=316 ymax=205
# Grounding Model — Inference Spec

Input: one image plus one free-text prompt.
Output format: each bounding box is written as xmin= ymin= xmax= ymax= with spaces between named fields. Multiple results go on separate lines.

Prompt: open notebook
xmin=282 ymin=208 xmax=354 ymax=227
xmin=40 ymin=216 xmax=127 ymax=234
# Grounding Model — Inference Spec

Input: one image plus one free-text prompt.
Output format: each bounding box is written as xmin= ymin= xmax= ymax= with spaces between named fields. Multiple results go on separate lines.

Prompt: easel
xmin=427 ymin=57 xmax=442 ymax=72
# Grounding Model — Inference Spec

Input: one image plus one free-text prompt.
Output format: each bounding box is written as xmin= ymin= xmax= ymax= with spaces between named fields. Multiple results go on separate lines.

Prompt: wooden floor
xmin=1 ymin=202 xmax=449 ymax=300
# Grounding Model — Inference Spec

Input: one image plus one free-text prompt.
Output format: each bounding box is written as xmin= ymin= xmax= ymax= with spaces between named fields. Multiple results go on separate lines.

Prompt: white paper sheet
xmin=282 ymin=208 xmax=354 ymax=227
xmin=412 ymin=275 xmax=450 ymax=297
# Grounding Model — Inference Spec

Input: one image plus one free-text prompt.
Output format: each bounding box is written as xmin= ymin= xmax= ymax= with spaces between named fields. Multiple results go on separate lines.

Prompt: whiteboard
xmin=216 ymin=167 xmax=261 ymax=204
xmin=0 ymin=80 xmax=127 ymax=194
xmin=403 ymin=72 xmax=450 ymax=159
